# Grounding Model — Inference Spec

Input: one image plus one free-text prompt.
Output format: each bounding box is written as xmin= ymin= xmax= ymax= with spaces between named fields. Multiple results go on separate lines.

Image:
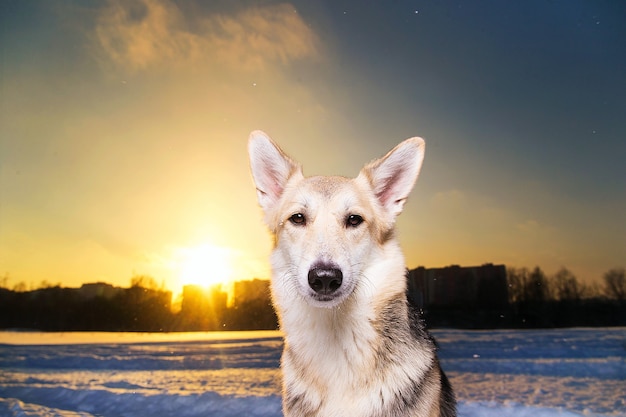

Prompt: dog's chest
xmin=281 ymin=308 xmax=438 ymax=417
xmin=282 ymin=323 xmax=388 ymax=412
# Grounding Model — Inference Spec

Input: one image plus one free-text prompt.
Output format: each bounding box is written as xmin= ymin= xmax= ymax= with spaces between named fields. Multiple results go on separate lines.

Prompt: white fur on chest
xmin=278 ymin=294 xmax=434 ymax=417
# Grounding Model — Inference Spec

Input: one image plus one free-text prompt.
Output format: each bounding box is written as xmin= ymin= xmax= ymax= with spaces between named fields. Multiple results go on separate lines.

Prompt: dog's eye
xmin=346 ymin=214 xmax=364 ymax=227
xmin=289 ymin=213 xmax=306 ymax=226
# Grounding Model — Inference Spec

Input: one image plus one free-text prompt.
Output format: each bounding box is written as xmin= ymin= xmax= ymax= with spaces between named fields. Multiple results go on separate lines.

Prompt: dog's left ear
xmin=358 ymin=137 xmax=425 ymax=218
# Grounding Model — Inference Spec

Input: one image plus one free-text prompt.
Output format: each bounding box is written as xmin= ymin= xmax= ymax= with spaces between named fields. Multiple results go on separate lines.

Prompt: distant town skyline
xmin=1 ymin=1 xmax=625 ymax=293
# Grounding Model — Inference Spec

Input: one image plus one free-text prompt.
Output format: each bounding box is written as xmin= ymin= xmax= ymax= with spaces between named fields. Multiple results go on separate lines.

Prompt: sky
xmin=1 ymin=0 xmax=624 ymax=295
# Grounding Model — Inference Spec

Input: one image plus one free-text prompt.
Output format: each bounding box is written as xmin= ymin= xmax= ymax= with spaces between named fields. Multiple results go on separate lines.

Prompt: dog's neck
xmin=279 ymin=288 xmax=408 ymax=369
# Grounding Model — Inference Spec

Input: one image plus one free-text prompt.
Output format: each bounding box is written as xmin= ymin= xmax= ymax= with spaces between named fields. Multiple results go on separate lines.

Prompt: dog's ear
xmin=358 ymin=137 xmax=425 ymax=218
xmin=248 ymin=130 xmax=302 ymax=215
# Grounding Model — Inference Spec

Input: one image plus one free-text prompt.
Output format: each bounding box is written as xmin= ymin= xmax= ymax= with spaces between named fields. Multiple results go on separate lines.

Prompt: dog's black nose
xmin=308 ymin=268 xmax=343 ymax=295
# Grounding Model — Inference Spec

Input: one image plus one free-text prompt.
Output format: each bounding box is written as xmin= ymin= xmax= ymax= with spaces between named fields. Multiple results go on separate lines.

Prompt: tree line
xmin=507 ymin=266 xmax=625 ymax=304
xmin=0 ymin=267 xmax=624 ymax=331
xmin=500 ymin=266 xmax=626 ymax=328
xmin=413 ymin=266 xmax=625 ymax=329
xmin=0 ymin=276 xmax=278 ymax=332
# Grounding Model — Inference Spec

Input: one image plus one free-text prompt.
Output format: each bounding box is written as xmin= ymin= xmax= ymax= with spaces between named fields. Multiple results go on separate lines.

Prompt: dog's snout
xmin=308 ymin=268 xmax=343 ymax=295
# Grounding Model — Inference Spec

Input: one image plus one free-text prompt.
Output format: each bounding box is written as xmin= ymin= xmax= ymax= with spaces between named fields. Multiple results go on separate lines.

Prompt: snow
xmin=0 ymin=328 xmax=624 ymax=417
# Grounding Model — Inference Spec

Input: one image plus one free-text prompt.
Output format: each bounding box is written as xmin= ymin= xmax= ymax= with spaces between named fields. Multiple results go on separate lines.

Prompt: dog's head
xmin=248 ymin=131 xmax=425 ymax=309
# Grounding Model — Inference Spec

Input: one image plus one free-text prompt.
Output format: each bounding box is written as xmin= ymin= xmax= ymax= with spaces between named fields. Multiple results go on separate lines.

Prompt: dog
xmin=248 ymin=131 xmax=456 ymax=417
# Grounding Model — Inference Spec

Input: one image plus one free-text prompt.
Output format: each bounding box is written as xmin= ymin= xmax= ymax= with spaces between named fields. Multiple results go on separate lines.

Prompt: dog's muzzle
xmin=308 ymin=267 xmax=343 ymax=295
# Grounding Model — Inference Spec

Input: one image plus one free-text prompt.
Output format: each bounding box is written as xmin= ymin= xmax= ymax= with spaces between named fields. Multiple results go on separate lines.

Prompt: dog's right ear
xmin=248 ymin=131 xmax=302 ymax=216
xmin=358 ymin=137 xmax=425 ymax=221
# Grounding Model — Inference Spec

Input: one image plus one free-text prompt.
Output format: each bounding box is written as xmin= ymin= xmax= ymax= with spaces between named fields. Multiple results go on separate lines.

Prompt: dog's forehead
xmin=291 ymin=175 xmax=370 ymax=209
xmin=303 ymin=175 xmax=351 ymax=197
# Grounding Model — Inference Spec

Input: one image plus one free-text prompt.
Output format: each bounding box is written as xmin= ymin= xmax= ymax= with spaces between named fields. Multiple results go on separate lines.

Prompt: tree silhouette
xmin=603 ymin=268 xmax=626 ymax=301
xmin=507 ymin=266 xmax=551 ymax=304
xmin=526 ymin=267 xmax=550 ymax=302
xmin=552 ymin=267 xmax=585 ymax=301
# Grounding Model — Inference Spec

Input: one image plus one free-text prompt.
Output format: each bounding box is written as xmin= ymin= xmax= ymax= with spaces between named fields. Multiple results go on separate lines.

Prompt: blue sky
xmin=1 ymin=0 xmax=624 ymax=291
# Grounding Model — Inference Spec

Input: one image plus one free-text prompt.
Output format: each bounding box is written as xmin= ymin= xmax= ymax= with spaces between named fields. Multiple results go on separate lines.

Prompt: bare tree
xmin=507 ymin=266 xmax=551 ymax=303
xmin=0 ymin=273 xmax=8 ymax=289
xmin=507 ymin=267 xmax=528 ymax=304
xmin=130 ymin=275 xmax=158 ymax=290
xmin=525 ymin=267 xmax=550 ymax=303
xmin=603 ymin=268 xmax=626 ymax=301
xmin=552 ymin=267 xmax=585 ymax=301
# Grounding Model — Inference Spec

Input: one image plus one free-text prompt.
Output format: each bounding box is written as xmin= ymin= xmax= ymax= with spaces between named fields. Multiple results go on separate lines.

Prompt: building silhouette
xmin=233 ymin=279 xmax=271 ymax=306
xmin=77 ymin=282 xmax=121 ymax=300
xmin=407 ymin=264 xmax=509 ymax=310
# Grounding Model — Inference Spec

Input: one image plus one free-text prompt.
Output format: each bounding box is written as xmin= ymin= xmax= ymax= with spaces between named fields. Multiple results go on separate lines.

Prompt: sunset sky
xmin=1 ymin=0 xmax=624 ymax=295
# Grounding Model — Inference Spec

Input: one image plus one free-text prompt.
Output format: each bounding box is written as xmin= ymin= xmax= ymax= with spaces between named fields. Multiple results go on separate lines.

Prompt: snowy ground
xmin=0 ymin=328 xmax=624 ymax=417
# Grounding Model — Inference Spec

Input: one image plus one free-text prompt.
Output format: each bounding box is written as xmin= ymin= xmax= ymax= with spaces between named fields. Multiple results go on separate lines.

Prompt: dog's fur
xmin=248 ymin=131 xmax=456 ymax=417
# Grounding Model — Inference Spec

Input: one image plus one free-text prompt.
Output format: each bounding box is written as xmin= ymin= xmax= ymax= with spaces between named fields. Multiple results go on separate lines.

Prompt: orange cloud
xmin=93 ymin=0 xmax=320 ymax=73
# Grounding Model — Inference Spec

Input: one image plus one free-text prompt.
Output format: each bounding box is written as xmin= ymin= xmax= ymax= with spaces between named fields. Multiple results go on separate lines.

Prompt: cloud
xmin=92 ymin=0 xmax=320 ymax=73
xmin=516 ymin=219 xmax=542 ymax=234
xmin=430 ymin=189 xmax=467 ymax=210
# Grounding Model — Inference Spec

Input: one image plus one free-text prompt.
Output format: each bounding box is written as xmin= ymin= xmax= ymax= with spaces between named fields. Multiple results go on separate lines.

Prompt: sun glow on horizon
xmin=174 ymin=244 xmax=235 ymax=291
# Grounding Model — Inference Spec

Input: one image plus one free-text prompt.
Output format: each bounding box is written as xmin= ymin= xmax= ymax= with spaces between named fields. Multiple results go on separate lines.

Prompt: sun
xmin=175 ymin=244 xmax=234 ymax=289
